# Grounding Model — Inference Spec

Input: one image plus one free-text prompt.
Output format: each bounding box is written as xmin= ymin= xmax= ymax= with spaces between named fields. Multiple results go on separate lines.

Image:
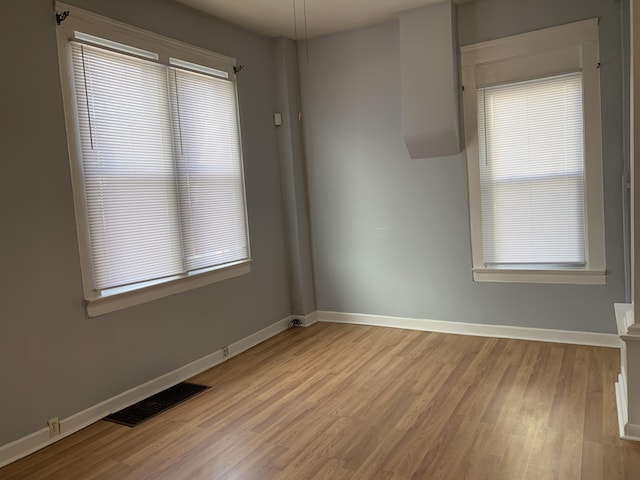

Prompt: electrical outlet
xmin=222 ymin=346 xmax=229 ymax=357
xmin=47 ymin=418 xmax=60 ymax=437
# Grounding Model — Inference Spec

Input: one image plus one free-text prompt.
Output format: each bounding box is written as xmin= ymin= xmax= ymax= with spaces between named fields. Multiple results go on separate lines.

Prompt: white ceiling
xmin=177 ymin=0 xmax=470 ymax=40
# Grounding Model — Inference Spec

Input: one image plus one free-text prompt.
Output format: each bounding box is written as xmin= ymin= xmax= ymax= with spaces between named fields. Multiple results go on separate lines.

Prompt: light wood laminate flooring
xmin=1 ymin=322 xmax=639 ymax=479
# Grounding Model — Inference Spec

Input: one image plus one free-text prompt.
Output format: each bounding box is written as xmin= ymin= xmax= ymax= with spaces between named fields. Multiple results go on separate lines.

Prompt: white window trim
xmin=461 ymin=19 xmax=606 ymax=285
xmin=55 ymin=2 xmax=236 ymax=75
xmin=86 ymin=261 xmax=251 ymax=318
xmin=55 ymin=2 xmax=252 ymax=316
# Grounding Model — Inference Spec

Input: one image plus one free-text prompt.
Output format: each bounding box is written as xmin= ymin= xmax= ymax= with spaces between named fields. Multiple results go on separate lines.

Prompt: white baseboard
xmin=302 ymin=311 xmax=319 ymax=327
xmin=0 ymin=315 xmax=294 ymax=469
xmin=615 ymin=373 xmax=640 ymax=441
xmin=284 ymin=311 xmax=318 ymax=327
xmin=615 ymin=373 xmax=629 ymax=438
xmin=226 ymin=316 xmax=293 ymax=358
xmin=318 ymin=311 xmax=621 ymax=348
xmin=0 ymin=309 xmax=624 ymax=468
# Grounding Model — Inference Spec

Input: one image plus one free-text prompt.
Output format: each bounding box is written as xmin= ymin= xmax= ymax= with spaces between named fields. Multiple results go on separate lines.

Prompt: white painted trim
xmin=0 ymin=315 xmax=293 ymax=469
xmin=225 ymin=315 xmax=292 ymax=358
xmin=618 ymin=371 xmax=628 ymax=418
xmin=461 ymin=19 xmax=606 ymax=281
xmin=1 ymin=310 xmax=623 ymax=468
xmin=460 ymin=18 xmax=598 ymax=66
xmin=615 ymin=302 xmax=640 ymax=341
xmin=318 ymin=311 xmax=621 ymax=348
xmin=55 ymin=2 xmax=236 ymax=73
xmin=302 ymin=311 xmax=319 ymax=327
xmin=54 ymin=3 xmax=250 ymax=318
xmin=86 ymin=261 xmax=252 ymax=318
xmin=615 ymin=374 xmax=634 ymax=439
xmin=615 ymin=303 xmax=634 ymax=334
xmin=473 ymin=269 xmax=606 ymax=285
xmin=616 ymin=371 xmax=640 ymax=441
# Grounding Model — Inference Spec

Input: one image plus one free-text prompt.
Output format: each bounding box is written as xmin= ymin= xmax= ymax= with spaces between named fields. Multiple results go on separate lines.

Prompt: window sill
xmin=86 ymin=260 xmax=252 ymax=317
xmin=472 ymin=268 xmax=606 ymax=285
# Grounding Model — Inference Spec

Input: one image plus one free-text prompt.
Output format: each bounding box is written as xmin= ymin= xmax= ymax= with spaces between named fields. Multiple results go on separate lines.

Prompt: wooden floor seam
xmin=1 ymin=322 xmax=639 ymax=479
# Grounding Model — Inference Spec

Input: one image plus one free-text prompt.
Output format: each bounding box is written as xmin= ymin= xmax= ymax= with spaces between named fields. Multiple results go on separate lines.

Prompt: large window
xmin=56 ymin=4 xmax=250 ymax=316
xmin=461 ymin=19 xmax=606 ymax=285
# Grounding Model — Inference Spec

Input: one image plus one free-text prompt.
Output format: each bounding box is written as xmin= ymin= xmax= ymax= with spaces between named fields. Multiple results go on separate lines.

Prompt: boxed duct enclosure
xmin=400 ymin=0 xmax=462 ymax=159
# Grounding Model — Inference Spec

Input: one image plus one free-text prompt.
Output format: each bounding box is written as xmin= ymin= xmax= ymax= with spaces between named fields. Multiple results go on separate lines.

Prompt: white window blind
xmin=169 ymin=68 xmax=248 ymax=271
xmin=477 ymin=72 xmax=586 ymax=267
xmin=71 ymin=42 xmax=248 ymax=292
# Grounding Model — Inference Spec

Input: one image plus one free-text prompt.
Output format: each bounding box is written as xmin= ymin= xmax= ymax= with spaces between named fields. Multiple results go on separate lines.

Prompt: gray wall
xmin=299 ymin=0 xmax=626 ymax=333
xmin=0 ymin=0 xmax=290 ymax=445
xmin=274 ymin=38 xmax=317 ymax=316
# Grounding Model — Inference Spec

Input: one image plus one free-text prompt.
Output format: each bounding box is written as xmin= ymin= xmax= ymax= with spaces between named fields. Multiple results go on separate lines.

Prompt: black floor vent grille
xmin=104 ymin=382 xmax=209 ymax=427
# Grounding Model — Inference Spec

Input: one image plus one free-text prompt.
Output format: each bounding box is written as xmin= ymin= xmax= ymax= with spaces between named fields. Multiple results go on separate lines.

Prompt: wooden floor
xmin=2 ymin=322 xmax=640 ymax=479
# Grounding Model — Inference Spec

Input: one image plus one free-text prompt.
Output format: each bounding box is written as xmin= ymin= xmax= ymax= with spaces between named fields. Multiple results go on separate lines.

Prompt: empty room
xmin=2 ymin=0 xmax=640 ymax=478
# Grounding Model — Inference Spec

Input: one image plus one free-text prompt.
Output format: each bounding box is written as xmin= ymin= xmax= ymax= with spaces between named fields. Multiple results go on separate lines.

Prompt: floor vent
xmin=104 ymin=382 xmax=209 ymax=427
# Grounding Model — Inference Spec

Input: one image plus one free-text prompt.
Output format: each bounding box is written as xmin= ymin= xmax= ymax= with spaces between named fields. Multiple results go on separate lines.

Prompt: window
xmin=461 ymin=19 xmax=605 ymax=285
xmin=56 ymin=3 xmax=250 ymax=316
xmin=478 ymin=73 xmax=585 ymax=266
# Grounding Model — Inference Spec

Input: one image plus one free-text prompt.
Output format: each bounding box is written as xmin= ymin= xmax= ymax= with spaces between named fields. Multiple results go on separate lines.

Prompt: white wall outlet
xmin=222 ymin=346 xmax=229 ymax=357
xmin=47 ymin=418 xmax=60 ymax=437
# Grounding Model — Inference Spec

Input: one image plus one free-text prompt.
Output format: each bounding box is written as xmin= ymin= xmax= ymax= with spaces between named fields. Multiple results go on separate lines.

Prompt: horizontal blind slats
xmin=478 ymin=72 xmax=586 ymax=265
xmin=169 ymin=68 xmax=248 ymax=272
xmin=72 ymin=43 xmax=184 ymax=290
xmin=71 ymin=42 xmax=248 ymax=292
